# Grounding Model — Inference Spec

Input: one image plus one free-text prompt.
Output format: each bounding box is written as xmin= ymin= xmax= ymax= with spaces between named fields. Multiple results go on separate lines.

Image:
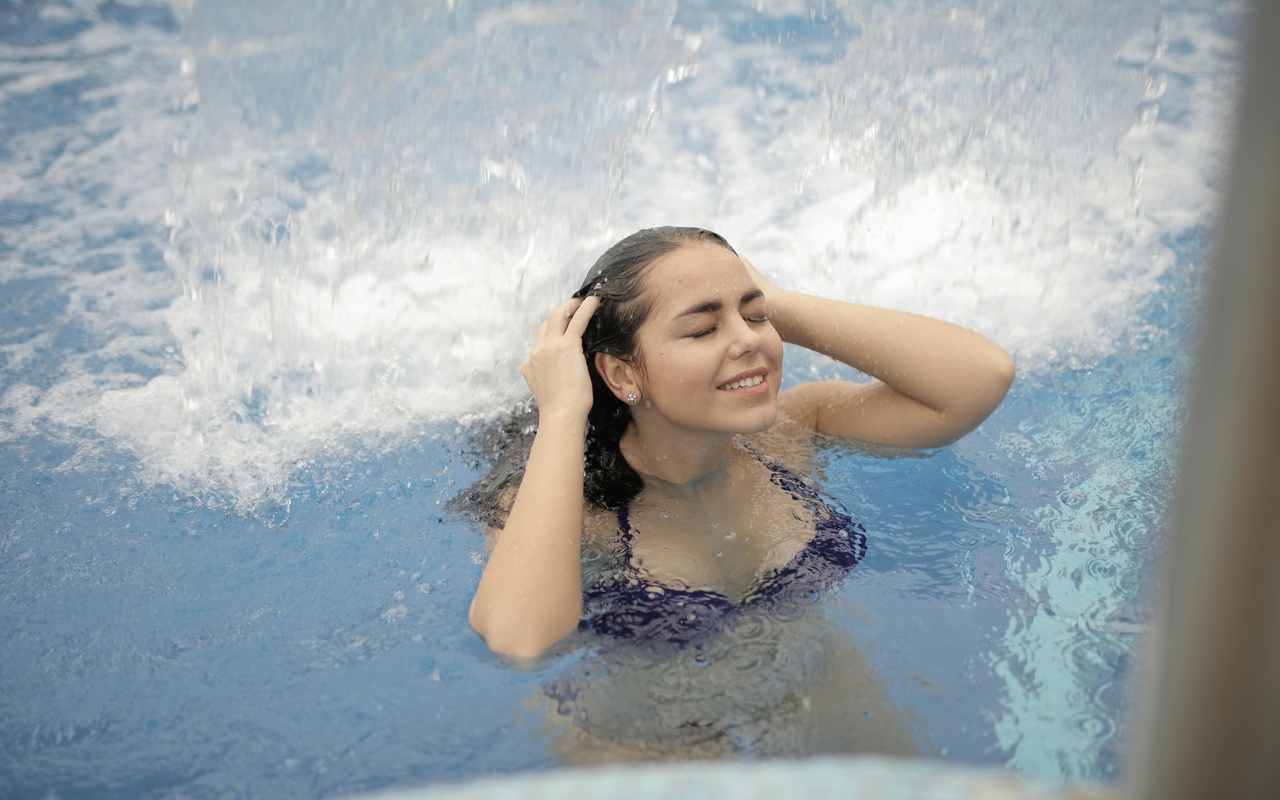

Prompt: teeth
xmin=721 ymin=374 xmax=764 ymax=390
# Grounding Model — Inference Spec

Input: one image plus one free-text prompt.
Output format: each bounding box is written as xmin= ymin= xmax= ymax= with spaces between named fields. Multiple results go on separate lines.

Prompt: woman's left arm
xmin=747 ymin=260 xmax=1015 ymax=449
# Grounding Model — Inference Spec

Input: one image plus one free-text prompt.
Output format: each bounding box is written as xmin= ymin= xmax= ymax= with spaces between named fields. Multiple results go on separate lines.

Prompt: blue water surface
xmin=0 ymin=0 xmax=1239 ymax=797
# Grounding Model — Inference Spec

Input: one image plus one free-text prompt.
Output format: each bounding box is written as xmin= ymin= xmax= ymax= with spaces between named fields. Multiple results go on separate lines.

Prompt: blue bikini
xmin=578 ymin=441 xmax=867 ymax=647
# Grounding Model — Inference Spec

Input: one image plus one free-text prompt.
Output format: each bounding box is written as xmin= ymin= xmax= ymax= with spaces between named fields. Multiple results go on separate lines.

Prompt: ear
xmin=594 ymin=352 xmax=641 ymax=403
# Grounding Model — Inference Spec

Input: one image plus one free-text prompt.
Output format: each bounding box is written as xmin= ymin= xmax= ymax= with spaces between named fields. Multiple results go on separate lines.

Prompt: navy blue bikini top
xmin=578 ymin=441 xmax=867 ymax=647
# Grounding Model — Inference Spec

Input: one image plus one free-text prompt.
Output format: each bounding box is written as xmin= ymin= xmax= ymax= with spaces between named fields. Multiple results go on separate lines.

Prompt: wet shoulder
xmin=582 ymin=503 xmax=621 ymax=543
xmin=740 ymin=411 xmax=818 ymax=476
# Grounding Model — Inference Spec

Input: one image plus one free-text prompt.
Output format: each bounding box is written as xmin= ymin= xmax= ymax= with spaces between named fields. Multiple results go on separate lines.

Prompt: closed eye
xmin=689 ymin=315 xmax=766 ymax=338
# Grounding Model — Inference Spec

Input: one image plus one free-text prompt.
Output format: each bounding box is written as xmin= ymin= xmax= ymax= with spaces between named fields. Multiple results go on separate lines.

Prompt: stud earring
xmin=626 ymin=393 xmax=639 ymax=405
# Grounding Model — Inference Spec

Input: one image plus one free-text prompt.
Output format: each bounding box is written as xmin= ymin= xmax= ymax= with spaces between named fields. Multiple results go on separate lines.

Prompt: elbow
xmin=482 ymin=635 xmax=556 ymax=662
xmin=992 ymin=347 xmax=1016 ymax=396
xmin=968 ymin=336 xmax=1015 ymax=402
xmin=935 ymin=349 xmax=1015 ymax=447
xmin=474 ymin=626 xmax=569 ymax=662
xmin=968 ymin=347 xmax=1016 ymax=425
xmin=469 ymin=601 xmax=577 ymax=662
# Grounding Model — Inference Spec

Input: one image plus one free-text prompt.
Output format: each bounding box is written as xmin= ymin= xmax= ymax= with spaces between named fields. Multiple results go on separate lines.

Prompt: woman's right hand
xmin=522 ymin=295 xmax=601 ymax=421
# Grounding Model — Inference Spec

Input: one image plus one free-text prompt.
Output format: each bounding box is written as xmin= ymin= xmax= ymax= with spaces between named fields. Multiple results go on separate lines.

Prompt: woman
xmin=466 ymin=226 xmax=1014 ymax=759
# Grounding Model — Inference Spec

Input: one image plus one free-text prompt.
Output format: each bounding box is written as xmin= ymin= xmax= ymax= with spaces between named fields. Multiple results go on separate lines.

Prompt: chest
xmin=620 ymin=470 xmax=822 ymax=604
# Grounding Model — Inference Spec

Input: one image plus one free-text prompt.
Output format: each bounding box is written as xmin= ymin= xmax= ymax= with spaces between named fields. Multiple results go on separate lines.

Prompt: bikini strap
xmin=614 ymin=505 xmax=636 ymax=557
xmin=737 ymin=438 xmax=821 ymax=503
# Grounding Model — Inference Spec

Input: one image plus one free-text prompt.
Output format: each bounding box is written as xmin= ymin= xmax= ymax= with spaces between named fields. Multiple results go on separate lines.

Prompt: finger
xmin=554 ymin=297 xmax=583 ymax=327
xmin=564 ymin=295 xmax=600 ymax=338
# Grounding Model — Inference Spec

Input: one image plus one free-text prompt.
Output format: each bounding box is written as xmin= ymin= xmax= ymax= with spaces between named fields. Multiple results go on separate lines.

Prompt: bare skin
xmin=469 ymin=242 xmax=1015 ymax=660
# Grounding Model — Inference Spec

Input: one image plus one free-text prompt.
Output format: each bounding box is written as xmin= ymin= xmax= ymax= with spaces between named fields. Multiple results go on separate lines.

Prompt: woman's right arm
xmin=468 ymin=296 xmax=600 ymax=660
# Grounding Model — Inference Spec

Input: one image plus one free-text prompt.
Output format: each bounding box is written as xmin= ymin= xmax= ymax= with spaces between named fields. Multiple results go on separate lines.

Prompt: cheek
xmin=765 ymin=328 xmax=785 ymax=366
xmin=640 ymin=346 xmax=713 ymax=395
xmin=661 ymin=352 xmax=705 ymax=389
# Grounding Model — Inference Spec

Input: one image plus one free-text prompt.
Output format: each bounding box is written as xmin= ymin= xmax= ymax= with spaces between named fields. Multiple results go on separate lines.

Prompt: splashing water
xmin=0 ymin=0 xmax=1245 ymax=791
xmin=1 ymin=0 xmax=1237 ymax=512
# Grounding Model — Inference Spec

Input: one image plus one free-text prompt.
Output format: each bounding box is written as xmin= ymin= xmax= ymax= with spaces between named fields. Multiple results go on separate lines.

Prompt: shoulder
xmin=582 ymin=504 xmax=622 ymax=548
xmin=747 ymin=380 xmax=884 ymax=470
xmin=740 ymin=405 xmax=821 ymax=474
xmin=777 ymin=379 xmax=877 ymax=429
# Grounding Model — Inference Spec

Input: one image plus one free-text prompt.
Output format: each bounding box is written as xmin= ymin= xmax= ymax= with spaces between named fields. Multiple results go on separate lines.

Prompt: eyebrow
xmin=676 ymin=289 xmax=764 ymax=318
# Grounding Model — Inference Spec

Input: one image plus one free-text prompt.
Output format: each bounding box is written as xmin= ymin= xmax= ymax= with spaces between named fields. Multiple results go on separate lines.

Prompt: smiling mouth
xmin=718 ymin=374 xmax=765 ymax=391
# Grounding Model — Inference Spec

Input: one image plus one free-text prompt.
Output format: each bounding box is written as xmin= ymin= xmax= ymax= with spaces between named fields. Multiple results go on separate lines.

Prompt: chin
xmin=733 ymin=403 xmax=779 ymax=435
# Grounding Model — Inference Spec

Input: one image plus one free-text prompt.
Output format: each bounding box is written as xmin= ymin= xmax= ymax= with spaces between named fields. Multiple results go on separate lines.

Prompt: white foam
xmin=74 ymin=0 xmax=694 ymax=507
xmin=0 ymin=0 xmax=1242 ymax=510
xmin=610 ymin=0 xmax=1221 ymax=372
xmin=0 ymin=11 xmax=191 ymax=439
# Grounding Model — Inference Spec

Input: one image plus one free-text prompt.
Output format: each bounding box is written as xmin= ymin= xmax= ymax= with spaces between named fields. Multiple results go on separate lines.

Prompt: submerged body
xmin=467 ymin=227 xmax=1014 ymax=759
xmin=540 ymin=436 xmax=913 ymax=762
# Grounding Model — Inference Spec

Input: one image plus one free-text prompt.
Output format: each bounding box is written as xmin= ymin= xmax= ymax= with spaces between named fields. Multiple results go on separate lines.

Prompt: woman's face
xmin=629 ymin=242 xmax=784 ymax=435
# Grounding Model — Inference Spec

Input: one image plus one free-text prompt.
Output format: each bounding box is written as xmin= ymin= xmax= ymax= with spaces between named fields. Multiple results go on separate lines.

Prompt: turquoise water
xmin=0 ymin=0 xmax=1243 ymax=797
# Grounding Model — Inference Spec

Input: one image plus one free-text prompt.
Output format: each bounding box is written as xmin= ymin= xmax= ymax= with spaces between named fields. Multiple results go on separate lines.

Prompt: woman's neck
xmin=618 ymin=421 xmax=736 ymax=501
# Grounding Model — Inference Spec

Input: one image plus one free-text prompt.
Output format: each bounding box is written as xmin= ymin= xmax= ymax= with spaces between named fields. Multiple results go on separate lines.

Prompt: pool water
xmin=0 ymin=0 xmax=1244 ymax=797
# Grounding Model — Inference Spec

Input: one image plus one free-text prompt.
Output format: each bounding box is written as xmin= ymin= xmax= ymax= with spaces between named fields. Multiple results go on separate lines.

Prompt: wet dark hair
xmin=450 ymin=226 xmax=736 ymax=527
xmin=573 ymin=226 xmax=736 ymax=509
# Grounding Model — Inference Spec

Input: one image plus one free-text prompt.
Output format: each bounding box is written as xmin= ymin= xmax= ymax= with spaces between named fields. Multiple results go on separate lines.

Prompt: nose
xmin=726 ymin=316 xmax=763 ymax=360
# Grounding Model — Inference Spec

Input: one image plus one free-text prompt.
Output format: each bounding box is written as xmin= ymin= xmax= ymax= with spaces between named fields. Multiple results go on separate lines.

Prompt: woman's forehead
xmin=642 ymin=244 xmax=752 ymax=312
